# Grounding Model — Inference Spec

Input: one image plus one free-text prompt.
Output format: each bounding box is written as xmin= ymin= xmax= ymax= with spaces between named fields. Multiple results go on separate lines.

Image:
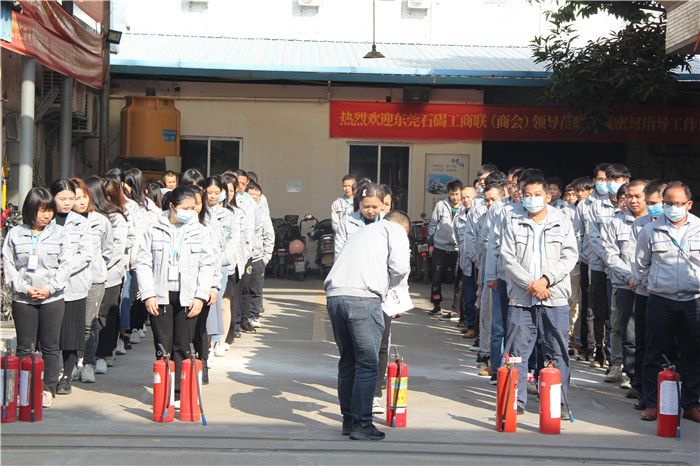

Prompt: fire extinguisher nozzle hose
xmin=189 ymin=343 xmax=206 ymax=426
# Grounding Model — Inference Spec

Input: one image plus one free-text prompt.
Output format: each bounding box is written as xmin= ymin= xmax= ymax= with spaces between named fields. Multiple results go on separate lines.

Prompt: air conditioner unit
xmin=298 ymin=0 xmax=322 ymax=6
xmin=407 ymin=0 xmax=430 ymax=9
xmin=41 ymin=69 xmax=90 ymax=116
xmin=73 ymin=93 xmax=100 ymax=136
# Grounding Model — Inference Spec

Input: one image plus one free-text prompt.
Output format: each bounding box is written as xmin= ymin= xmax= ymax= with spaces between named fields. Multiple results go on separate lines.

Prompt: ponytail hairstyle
xmin=147 ymin=182 xmax=164 ymax=208
xmin=49 ymin=178 xmax=76 ymax=197
xmin=124 ymin=168 xmax=148 ymax=208
xmin=221 ymin=173 xmax=238 ymax=209
xmin=22 ymin=187 xmax=55 ymax=228
xmin=69 ymin=177 xmax=95 ymax=213
xmin=102 ymin=177 xmax=127 ymax=212
xmin=84 ymin=176 xmax=123 ymax=219
xmin=353 ymin=181 xmax=383 ymax=212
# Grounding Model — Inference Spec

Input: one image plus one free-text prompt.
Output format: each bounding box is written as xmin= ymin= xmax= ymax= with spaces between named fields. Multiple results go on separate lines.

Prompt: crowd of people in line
xmin=325 ymin=163 xmax=699 ymax=440
xmin=3 ymin=167 xmax=273 ymax=409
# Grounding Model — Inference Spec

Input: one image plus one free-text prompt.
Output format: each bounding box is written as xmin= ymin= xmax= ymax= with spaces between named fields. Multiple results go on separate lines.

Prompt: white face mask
xmin=522 ymin=196 xmax=545 ymax=213
xmin=663 ymin=205 xmax=687 ymax=223
xmin=175 ymin=209 xmax=196 ymax=224
xmin=218 ymin=192 xmax=227 ymax=204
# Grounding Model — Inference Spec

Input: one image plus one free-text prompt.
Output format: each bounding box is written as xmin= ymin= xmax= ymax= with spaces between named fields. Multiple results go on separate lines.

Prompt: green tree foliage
xmin=532 ymin=1 xmax=693 ymax=134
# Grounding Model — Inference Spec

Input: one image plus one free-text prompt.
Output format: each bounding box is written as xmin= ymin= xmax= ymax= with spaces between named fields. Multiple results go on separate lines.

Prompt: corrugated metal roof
xmin=111 ymin=33 xmax=700 ymax=86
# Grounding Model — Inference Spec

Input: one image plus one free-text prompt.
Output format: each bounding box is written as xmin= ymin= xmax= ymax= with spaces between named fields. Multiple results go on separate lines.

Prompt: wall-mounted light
xmin=107 ymin=29 xmax=122 ymax=45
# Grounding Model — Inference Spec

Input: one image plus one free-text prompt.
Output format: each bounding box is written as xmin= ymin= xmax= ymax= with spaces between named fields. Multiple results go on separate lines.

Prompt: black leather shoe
xmin=240 ymin=321 xmax=256 ymax=333
xmin=234 ymin=331 xmax=242 ymax=338
xmin=342 ymin=416 xmax=352 ymax=436
xmin=634 ymin=400 xmax=646 ymax=411
xmin=201 ymin=364 xmax=209 ymax=385
xmin=349 ymin=422 xmax=385 ymax=441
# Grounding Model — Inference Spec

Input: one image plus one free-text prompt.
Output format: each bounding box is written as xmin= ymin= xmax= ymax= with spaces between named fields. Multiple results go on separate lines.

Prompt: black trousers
xmin=96 ymin=284 xmax=122 ymax=358
xmin=193 ymin=304 xmax=211 ymax=361
xmin=225 ymin=274 xmax=241 ymax=344
xmin=374 ymin=313 xmax=392 ymax=397
xmin=633 ymin=293 xmax=648 ymax=393
xmin=430 ymin=248 xmax=458 ymax=305
xmin=239 ymin=258 xmax=253 ymax=324
xmin=151 ymin=291 xmax=199 ymax=396
xmin=13 ymin=300 xmax=65 ymax=395
xmin=249 ymin=259 xmax=265 ymax=320
xmin=452 ymin=264 xmax=463 ymax=314
xmin=578 ymin=263 xmax=591 ymax=350
xmin=589 ymin=269 xmax=609 ymax=358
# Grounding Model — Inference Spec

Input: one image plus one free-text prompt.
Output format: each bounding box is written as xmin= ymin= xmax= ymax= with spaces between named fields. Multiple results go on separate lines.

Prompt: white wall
xmin=109 ymin=80 xmax=482 ymax=222
xmin=112 ymin=0 xmax=624 ymax=47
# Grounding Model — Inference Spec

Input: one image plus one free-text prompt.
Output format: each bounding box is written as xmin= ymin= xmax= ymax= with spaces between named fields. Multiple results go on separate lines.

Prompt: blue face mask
xmin=596 ymin=182 xmax=608 ymax=195
xmin=522 ymin=196 xmax=545 ymax=214
xmin=663 ymin=205 xmax=687 ymax=223
xmin=646 ymin=204 xmax=663 ymax=218
xmin=607 ymin=181 xmax=622 ymax=195
xmin=175 ymin=209 xmax=196 ymax=224
xmin=477 ymin=185 xmax=484 ymax=194
xmin=218 ymin=192 xmax=227 ymax=204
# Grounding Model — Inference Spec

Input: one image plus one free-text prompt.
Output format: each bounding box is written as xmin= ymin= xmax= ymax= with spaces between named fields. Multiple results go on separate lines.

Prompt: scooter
xmin=287 ymin=214 xmax=316 ymax=281
xmin=409 ymin=213 xmax=430 ymax=284
xmin=307 ymin=217 xmax=334 ymax=277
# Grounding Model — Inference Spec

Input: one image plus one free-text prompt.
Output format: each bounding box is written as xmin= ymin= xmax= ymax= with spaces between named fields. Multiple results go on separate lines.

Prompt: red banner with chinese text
xmin=330 ymin=101 xmax=700 ymax=144
xmin=1 ymin=1 xmax=103 ymax=89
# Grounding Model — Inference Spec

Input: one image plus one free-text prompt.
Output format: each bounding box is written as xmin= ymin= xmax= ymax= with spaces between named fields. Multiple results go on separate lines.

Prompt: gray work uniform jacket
xmin=325 ymin=220 xmax=411 ymax=299
xmin=226 ymin=206 xmax=245 ymax=277
xmin=334 ymin=210 xmax=386 ymax=258
xmin=453 ymin=206 xmax=472 ymax=276
xmin=631 ymin=215 xmax=655 ymax=296
xmin=331 ymin=196 xmax=353 ymax=232
xmin=634 ymin=213 xmax=700 ymax=302
xmin=588 ymin=196 xmax=620 ymax=272
xmin=202 ymin=211 xmax=223 ymax=293
xmin=485 ymin=199 xmax=521 ymax=283
xmin=135 ymin=215 xmax=216 ymax=307
xmin=106 ymin=213 xmax=129 ymax=289
xmin=2 ymin=223 xmax=70 ymax=304
xmin=236 ymin=193 xmax=256 ymax=264
xmin=87 ymin=211 xmax=115 ymax=286
xmin=573 ymin=192 xmax=606 ymax=267
xmin=464 ymin=195 xmax=487 ymax=265
xmin=62 ymin=212 xmax=94 ymax=301
xmin=428 ymin=199 xmax=459 ymax=252
xmin=501 ymin=206 xmax=578 ymax=308
xmin=602 ymin=211 xmax=637 ymax=290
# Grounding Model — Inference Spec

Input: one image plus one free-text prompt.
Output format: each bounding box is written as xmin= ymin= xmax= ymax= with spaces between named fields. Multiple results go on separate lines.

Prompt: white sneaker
xmin=604 ymin=365 xmax=623 ymax=383
xmin=206 ymin=352 xmax=215 ymax=368
xmin=250 ymin=318 xmax=261 ymax=328
xmin=71 ymin=365 xmax=81 ymax=381
xmin=80 ymin=364 xmax=96 ymax=383
xmin=214 ymin=342 xmax=226 ymax=357
xmin=174 ymin=400 xmax=181 ymax=410
xmin=222 ymin=343 xmax=231 ymax=351
xmin=372 ymin=397 xmax=385 ymax=415
xmin=130 ymin=330 xmax=141 ymax=344
xmin=115 ymin=338 xmax=126 ymax=355
xmin=620 ymin=374 xmax=632 ymax=389
xmin=138 ymin=329 xmax=146 ymax=338
xmin=95 ymin=359 xmax=108 ymax=374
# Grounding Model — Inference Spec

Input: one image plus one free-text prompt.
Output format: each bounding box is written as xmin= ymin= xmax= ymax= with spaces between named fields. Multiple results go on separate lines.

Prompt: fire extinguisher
xmin=496 ymin=353 xmax=518 ymax=433
xmin=539 ymin=358 xmax=562 ymax=434
xmin=19 ymin=349 xmax=43 ymax=422
xmin=153 ymin=344 xmax=174 ymax=422
xmin=2 ymin=345 xmax=20 ymax=423
xmin=180 ymin=343 xmax=206 ymax=424
xmin=386 ymin=348 xmax=407 ymax=428
xmin=657 ymin=354 xmax=681 ymax=439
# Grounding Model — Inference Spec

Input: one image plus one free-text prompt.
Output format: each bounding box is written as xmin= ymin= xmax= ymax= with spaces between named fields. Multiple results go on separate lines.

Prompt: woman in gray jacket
xmin=3 ymin=188 xmax=70 ymax=407
xmin=136 ymin=187 xmax=215 ymax=402
xmin=50 ymin=179 xmax=93 ymax=396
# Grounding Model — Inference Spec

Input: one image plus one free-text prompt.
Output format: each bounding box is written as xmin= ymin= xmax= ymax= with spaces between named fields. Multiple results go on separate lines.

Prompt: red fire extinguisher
xmin=496 ymin=353 xmax=518 ymax=433
xmin=180 ymin=344 xmax=206 ymax=424
xmin=386 ymin=348 xmax=407 ymax=428
xmin=19 ymin=350 xmax=43 ymax=422
xmin=657 ymin=355 xmax=681 ymax=438
xmin=539 ymin=359 xmax=561 ymax=434
xmin=153 ymin=344 xmax=174 ymax=422
xmin=2 ymin=346 xmax=20 ymax=423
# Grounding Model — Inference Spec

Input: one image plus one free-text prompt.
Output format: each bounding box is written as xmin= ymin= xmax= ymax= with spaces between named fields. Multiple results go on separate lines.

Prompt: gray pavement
xmin=1 ymin=277 xmax=699 ymax=465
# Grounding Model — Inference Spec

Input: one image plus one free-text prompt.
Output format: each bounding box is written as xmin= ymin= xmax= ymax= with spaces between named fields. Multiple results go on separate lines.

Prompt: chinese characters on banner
xmin=329 ymin=101 xmax=700 ymax=144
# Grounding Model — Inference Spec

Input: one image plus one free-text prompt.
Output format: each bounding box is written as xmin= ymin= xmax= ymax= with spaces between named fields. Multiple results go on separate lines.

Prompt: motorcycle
xmin=409 ymin=213 xmax=430 ymax=284
xmin=287 ymin=214 xmax=316 ymax=281
xmin=307 ymin=217 xmax=335 ymax=277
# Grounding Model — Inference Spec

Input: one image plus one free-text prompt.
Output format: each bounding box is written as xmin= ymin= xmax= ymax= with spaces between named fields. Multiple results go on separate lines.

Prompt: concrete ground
xmin=1 ymin=277 xmax=698 ymax=465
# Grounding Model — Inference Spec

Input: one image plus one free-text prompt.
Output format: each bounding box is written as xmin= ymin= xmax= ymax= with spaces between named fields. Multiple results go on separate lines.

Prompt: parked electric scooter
xmin=286 ymin=214 xmax=316 ymax=281
xmin=307 ymin=217 xmax=334 ymax=277
xmin=409 ymin=213 xmax=430 ymax=283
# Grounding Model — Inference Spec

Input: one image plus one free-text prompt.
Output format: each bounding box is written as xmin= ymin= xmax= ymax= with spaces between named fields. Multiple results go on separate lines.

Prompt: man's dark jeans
xmin=643 ymin=294 xmax=700 ymax=410
xmin=430 ymin=248 xmax=457 ymax=305
xmin=633 ymin=293 xmax=648 ymax=392
xmin=327 ymin=295 xmax=385 ymax=424
xmin=461 ymin=267 xmax=478 ymax=329
xmin=616 ymin=288 xmax=636 ymax=380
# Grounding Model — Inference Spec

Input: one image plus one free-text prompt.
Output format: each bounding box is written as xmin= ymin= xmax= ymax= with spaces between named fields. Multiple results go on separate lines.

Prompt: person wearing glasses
xmin=635 ymin=181 xmax=700 ymax=423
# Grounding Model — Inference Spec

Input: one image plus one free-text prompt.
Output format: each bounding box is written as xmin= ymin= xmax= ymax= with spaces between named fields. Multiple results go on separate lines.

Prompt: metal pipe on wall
xmin=19 ymin=56 xmax=36 ymax=207
xmin=98 ymin=0 xmax=111 ymax=175
xmin=59 ymin=75 xmax=73 ymax=179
